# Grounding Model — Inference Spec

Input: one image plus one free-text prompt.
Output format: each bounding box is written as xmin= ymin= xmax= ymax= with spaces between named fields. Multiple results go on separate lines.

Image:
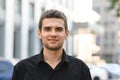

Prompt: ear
xmin=65 ymin=30 xmax=69 ymax=40
xmin=37 ymin=30 xmax=41 ymax=39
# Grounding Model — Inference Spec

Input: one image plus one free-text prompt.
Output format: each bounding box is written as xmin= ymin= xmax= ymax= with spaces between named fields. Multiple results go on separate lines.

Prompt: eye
xmin=56 ymin=27 xmax=63 ymax=32
xmin=44 ymin=27 xmax=51 ymax=31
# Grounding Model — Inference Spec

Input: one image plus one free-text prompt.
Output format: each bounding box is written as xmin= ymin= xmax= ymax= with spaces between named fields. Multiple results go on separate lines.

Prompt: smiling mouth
xmin=49 ymin=39 xmax=58 ymax=43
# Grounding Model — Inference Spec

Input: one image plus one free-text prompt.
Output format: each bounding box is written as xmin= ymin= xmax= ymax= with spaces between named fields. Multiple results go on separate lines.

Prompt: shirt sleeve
xmin=12 ymin=66 xmax=17 ymax=80
xmin=81 ymin=63 xmax=92 ymax=80
xmin=12 ymin=61 xmax=26 ymax=80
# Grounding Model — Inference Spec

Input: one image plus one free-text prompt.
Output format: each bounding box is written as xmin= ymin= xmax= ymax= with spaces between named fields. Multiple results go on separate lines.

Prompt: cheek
xmin=60 ymin=35 xmax=67 ymax=41
xmin=41 ymin=32 xmax=48 ymax=37
xmin=41 ymin=35 xmax=47 ymax=40
xmin=40 ymin=33 xmax=47 ymax=40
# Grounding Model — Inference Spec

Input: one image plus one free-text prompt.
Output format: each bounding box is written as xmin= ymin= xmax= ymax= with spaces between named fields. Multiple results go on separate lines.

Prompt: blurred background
xmin=0 ymin=0 xmax=120 ymax=80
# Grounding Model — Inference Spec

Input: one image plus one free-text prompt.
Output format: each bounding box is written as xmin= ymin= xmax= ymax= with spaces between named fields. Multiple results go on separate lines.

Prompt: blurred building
xmin=0 ymin=0 xmax=76 ymax=60
xmin=0 ymin=0 xmax=101 ymax=63
xmin=0 ymin=0 xmax=46 ymax=59
xmin=93 ymin=0 xmax=120 ymax=63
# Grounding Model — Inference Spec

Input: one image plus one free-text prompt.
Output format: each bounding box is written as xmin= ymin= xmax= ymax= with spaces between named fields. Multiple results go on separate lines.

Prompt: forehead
xmin=42 ymin=18 xmax=65 ymax=27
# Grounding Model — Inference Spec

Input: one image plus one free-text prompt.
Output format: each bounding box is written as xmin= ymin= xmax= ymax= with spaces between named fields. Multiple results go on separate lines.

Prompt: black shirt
xmin=12 ymin=49 xmax=92 ymax=80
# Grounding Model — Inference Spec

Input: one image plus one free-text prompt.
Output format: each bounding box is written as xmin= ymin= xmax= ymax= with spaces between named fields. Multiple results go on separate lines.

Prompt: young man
xmin=12 ymin=9 xmax=92 ymax=80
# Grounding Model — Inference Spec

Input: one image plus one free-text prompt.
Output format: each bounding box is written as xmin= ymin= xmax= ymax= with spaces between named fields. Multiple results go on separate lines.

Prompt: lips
xmin=48 ymin=39 xmax=58 ymax=43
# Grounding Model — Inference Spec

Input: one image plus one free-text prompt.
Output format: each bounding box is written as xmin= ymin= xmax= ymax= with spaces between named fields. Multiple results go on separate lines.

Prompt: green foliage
xmin=109 ymin=0 xmax=118 ymax=9
xmin=109 ymin=0 xmax=120 ymax=17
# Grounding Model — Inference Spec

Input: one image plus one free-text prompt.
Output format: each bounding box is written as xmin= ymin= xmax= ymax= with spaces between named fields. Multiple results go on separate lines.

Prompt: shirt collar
xmin=36 ymin=48 xmax=69 ymax=66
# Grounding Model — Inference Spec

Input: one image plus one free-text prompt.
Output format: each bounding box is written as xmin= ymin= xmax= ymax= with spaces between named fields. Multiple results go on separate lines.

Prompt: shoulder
xmin=67 ymin=55 xmax=86 ymax=64
xmin=14 ymin=54 xmax=40 ymax=70
xmin=12 ymin=54 xmax=40 ymax=79
xmin=67 ymin=55 xmax=91 ymax=76
xmin=67 ymin=55 xmax=89 ymax=69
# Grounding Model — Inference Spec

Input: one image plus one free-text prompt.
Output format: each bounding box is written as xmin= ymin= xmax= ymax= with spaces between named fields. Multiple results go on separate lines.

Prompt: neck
xmin=43 ymin=48 xmax=63 ymax=69
xmin=43 ymin=48 xmax=63 ymax=62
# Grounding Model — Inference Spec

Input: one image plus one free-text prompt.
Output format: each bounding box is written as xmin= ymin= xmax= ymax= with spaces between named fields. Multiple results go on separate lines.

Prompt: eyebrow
xmin=43 ymin=25 xmax=64 ymax=28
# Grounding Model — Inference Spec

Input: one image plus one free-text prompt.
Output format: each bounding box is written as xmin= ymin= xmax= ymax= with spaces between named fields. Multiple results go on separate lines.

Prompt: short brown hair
xmin=38 ymin=9 xmax=68 ymax=32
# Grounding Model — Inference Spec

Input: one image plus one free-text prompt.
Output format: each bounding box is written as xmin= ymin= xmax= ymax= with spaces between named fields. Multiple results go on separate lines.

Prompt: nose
xmin=50 ymin=29 xmax=57 ymax=36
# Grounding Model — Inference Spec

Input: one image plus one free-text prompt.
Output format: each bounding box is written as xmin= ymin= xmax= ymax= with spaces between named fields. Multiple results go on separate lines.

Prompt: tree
xmin=109 ymin=0 xmax=120 ymax=17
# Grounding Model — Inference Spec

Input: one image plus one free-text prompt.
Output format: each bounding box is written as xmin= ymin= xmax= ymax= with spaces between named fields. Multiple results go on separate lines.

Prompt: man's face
xmin=38 ymin=18 xmax=69 ymax=50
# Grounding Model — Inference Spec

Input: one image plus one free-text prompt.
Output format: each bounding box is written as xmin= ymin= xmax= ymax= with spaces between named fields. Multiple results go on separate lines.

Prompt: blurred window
xmin=0 ymin=24 xmax=5 ymax=57
xmin=104 ymin=31 xmax=108 ymax=40
xmin=111 ymin=42 xmax=115 ymax=48
xmin=29 ymin=2 xmax=34 ymax=19
xmin=0 ymin=0 xmax=5 ymax=9
xmin=104 ymin=21 xmax=109 ymax=26
xmin=94 ymin=7 xmax=100 ymax=14
xmin=15 ymin=0 xmax=21 ymax=14
xmin=96 ymin=35 xmax=101 ymax=46
xmin=111 ymin=32 xmax=115 ymax=39
xmin=103 ymin=54 xmax=112 ymax=62
xmin=104 ymin=42 xmax=108 ymax=50
xmin=28 ymin=28 xmax=34 ymax=56
xmin=13 ymin=26 xmax=21 ymax=59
